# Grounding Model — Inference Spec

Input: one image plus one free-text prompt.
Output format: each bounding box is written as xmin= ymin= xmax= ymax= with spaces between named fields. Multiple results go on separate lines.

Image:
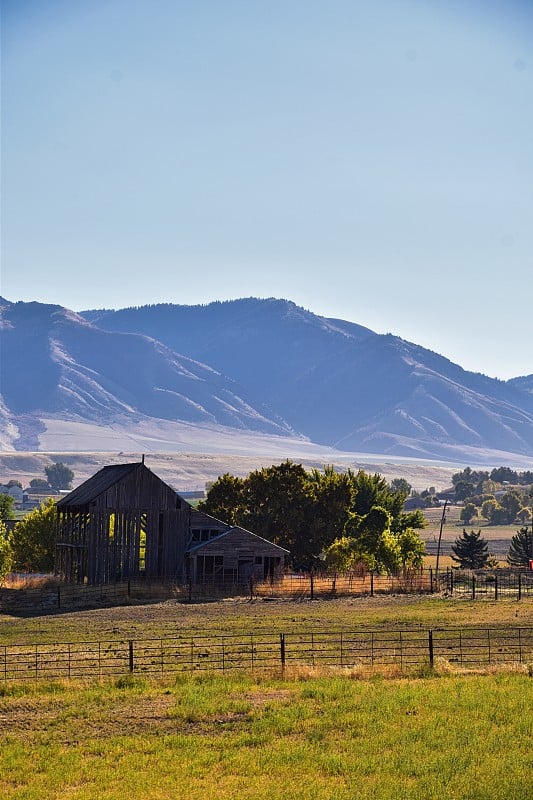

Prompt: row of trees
xmin=451 ymin=527 xmax=533 ymax=569
xmin=199 ymin=461 xmax=427 ymax=572
xmin=452 ymin=466 xmax=533 ymax=489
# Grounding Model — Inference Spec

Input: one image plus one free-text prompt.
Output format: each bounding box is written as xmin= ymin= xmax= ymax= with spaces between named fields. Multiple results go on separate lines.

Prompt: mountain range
xmin=1 ymin=297 xmax=532 ymax=464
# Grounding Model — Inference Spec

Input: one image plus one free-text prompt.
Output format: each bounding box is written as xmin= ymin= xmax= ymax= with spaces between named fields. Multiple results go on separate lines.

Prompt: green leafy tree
xmin=460 ymin=503 xmax=477 ymax=525
xmin=481 ymin=498 xmax=498 ymax=521
xmin=307 ymin=466 xmax=353 ymax=556
xmin=451 ymin=529 xmax=489 ymax=569
xmin=0 ymin=520 xmax=13 ymax=582
xmin=454 ymin=481 xmax=475 ymax=502
xmin=10 ymin=498 xmax=57 ymax=573
xmin=451 ymin=467 xmax=489 ymax=490
xmin=396 ymin=527 xmax=426 ymax=568
xmin=516 ymin=507 xmax=531 ymax=526
xmin=389 ymin=478 xmax=412 ymax=497
xmin=244 ymin=461 xmax=315 ymax=563
xmin=394 ymin=508 xmax=427 ymax=534
xmin=490 ymin=466 xmax=518 ymax=484
xmin=499 ymin=491 xmax=522 ymax=523
xmin=44 ymin=462 xmax=74 ymax=491
xmin=200 ymin=462 xmax=425 ymax=568
xmin=29 ymin=478 xmax=50 ymax=491
xmin=343 ymin=506 xmax=401 ymax=572
xmin=197 ymin=473 xmax=246 ymax=525
xmin=323 ymin=536 xmax=359 ymax=572
xmin=0 ymin=494 xmax=16 ymax=520
xmin=507 ymin=527 xmax=533 ymax=567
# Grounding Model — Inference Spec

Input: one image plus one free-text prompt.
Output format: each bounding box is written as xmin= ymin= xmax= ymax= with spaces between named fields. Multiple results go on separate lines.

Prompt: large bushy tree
xmin=0 ymin=520 xmax=13 ymax=583
xmin=10 ymin=498 xmax=57 ymax=573
xmin=0 ymin=494 xmax=16 ymax=520
xmin=199 ymin=461 xmax=425 ymax=568
xmin=44 ymin=462 xmax=74 ymax=492
xmin=451 ymin=529 xmax=489 ymax=569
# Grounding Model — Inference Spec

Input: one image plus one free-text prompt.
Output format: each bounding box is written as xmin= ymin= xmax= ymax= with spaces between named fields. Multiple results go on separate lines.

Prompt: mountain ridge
xmin=1 ymin=297 xmax=532 ymax=462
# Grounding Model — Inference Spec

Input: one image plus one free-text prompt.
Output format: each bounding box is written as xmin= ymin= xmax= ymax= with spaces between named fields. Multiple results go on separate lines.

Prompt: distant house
xmin=55 ymin=461 xmax=287 ymax=584
xmin=0 ymin=483 xmax=24 ymax=506
xmin=403 ymin=497 xmax=426 ymax=511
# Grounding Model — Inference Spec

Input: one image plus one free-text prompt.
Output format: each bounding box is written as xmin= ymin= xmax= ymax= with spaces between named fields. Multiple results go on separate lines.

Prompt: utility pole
xmin=435 ymin=500 xmax=448 ymax=575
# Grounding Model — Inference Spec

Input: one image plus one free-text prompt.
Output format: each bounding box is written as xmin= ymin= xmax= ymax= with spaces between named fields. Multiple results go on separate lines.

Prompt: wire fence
xmin=2 ymin=626 xmax=532 ymax=682
xmin=2 ymin=569 xmax=533 ymax=613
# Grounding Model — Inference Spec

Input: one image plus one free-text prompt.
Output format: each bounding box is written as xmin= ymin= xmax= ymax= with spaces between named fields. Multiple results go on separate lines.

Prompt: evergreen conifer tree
xmin=451 ymin=529 xmax=488 ymax=569
xmin=508 ymin=527 xmax=533 ymax=567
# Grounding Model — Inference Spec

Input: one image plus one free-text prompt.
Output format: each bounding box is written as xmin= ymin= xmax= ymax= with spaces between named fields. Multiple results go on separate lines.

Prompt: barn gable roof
xmin=56 ymin=463 xmax=142 ymax=508
xmin=186 ymin=525 xmax=289 ymax=555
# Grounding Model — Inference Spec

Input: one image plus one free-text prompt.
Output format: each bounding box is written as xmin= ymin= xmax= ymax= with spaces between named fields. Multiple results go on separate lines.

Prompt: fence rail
xmin=2 ymin=626 xmax=533 ymax=682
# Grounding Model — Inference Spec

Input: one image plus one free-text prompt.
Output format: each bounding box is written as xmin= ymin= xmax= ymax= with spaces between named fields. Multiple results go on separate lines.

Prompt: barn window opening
xmin=139 ymin=513 xmax=148 ymax=572
xmin=196 ymin=555 xmax=223 ymax=582
xmin=191 ymin=528 xmax=223 ymax=543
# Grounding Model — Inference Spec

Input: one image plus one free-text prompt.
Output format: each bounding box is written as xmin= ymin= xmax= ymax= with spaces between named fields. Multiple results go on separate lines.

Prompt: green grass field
xmin=1 ymin=670 xmax=532 ymax=800
xmin=2 ymin=595 xmax=533 ymax=798
xmin=2 ymin=595 xmax=533 ymax=646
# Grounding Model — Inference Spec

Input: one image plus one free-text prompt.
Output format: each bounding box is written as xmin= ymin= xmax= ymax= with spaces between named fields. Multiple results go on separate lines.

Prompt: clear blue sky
xmin=2 ymin=0 xmax=532 ymax=380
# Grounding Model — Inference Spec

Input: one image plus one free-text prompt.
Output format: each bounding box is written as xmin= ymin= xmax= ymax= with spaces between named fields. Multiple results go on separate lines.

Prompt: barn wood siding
xmin=56 ymin=464 xmax=191 ymax=584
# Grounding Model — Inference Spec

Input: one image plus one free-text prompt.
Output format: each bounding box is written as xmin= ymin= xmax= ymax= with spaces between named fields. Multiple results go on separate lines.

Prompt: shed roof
xmin=56 ymin=463 xmax=141 ymax=508
xmin=186 ymin=525 xmax=289 ymax=555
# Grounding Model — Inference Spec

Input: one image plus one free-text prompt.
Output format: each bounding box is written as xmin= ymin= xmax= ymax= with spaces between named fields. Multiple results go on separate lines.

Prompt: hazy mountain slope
xmin=82 ymin=299 xmax=533 ymax=458
xmin=0 ymin=300 xmax=294 ymax=447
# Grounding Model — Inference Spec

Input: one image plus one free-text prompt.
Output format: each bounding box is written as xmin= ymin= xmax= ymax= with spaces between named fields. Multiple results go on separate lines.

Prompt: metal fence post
xmin=494 ymin=575 xmax=498 ymax=601
xmin=472 ymin=574 xmax=476 ymax=600
xmin=280 ymin=633 xmax=286 ymax=671
xmin=310 ymin=571 xmax=314 ymax=600
xmin=518 ymin=573 xmax=522 ymax=601
xmin=129 ymin=640 xmax=134 ymax=673
xmin=430 ymin=568 xmax=434 ymax=594
xmin=370 ymin=572 xmax=374 ymax=597
xmin=428 ymin=629 xmax=434 ymax=668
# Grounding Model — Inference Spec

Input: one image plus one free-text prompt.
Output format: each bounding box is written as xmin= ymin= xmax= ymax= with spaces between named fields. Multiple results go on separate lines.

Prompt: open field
xmin=1 ymin=670 xmax=532 ymax=800
xmin=1 ymin=595 xmax=533 ymax=646
xmin=421 ymin=505 xmax=523 ymax=562
xmin=0 ymin=450 xmax=460 ymax=493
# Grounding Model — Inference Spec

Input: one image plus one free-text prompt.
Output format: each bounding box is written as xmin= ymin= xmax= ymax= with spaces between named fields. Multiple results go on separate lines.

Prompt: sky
xmin=1 ymin=0 xmax=532 ymax=380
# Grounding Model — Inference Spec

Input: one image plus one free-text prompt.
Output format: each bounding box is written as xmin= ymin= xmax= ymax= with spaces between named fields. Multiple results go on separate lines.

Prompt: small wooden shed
xmin=186 ymin=526 xmax=289 ymax=584
xmin=55 ymin=462 xmax=190 ymax=583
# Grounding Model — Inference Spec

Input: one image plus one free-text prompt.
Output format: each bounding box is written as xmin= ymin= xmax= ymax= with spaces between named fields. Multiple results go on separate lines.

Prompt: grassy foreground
xmin=1 ymin=670 xmax=532 ymax=800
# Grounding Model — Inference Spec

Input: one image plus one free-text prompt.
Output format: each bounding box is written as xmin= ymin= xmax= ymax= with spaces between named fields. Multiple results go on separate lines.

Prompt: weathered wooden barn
xmin=55 ymin=462 xmax=189 ymax=583
xmin=55 ymin=461 xmax=288 ymax=584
